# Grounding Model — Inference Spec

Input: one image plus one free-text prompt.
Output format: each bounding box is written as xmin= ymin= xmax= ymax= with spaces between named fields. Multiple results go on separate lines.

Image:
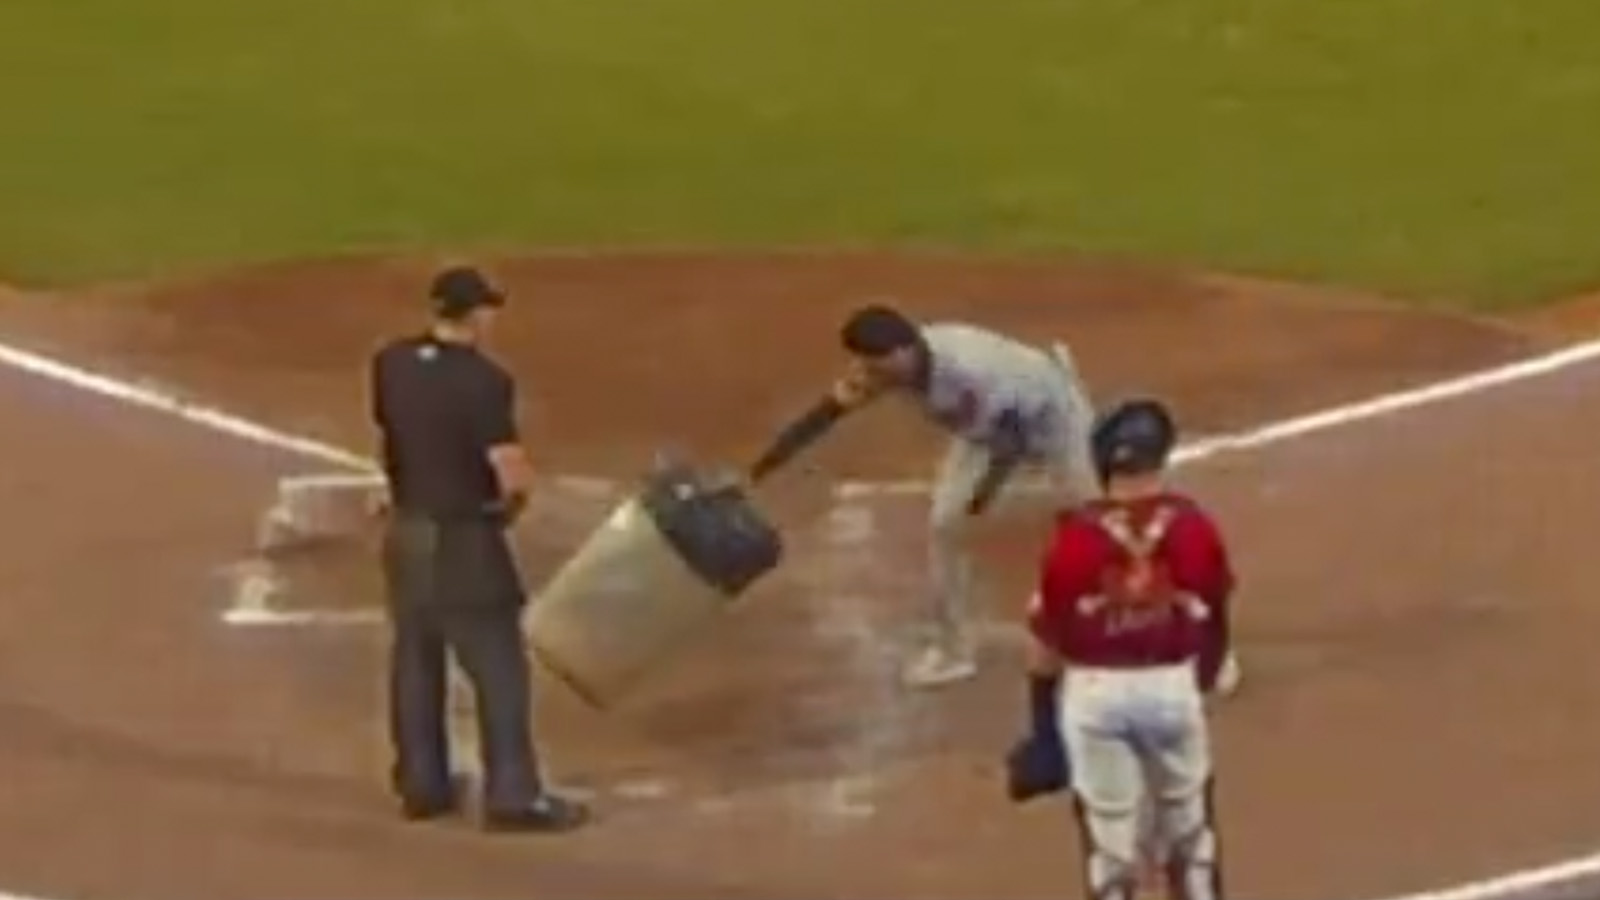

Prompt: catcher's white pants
xmin=924 ymin=343 xmax=1097 ymax=650
xmin=1061 ymin=664 xmax=1221 ymax=900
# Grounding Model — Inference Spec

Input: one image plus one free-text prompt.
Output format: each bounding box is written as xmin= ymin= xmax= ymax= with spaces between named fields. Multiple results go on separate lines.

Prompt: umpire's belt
xmin=388 ymin=504 xmax=508 ymax=526
xmin=382 ymin=508 xmax=523 ymax=609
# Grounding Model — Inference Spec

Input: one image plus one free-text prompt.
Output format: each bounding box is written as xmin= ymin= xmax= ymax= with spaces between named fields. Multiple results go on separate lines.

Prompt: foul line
xmin=8 ymin=330 xmax=1599 ymax=506
xmin=1 ymin=331 xmax=1599 ymax=900
xmin=0 ymin=343 xmax=372 ymax=471
xmin=0 ymin=339 xmax=618 ymax=497
xmin=835 ymin=338 xmax=1600 ymax=499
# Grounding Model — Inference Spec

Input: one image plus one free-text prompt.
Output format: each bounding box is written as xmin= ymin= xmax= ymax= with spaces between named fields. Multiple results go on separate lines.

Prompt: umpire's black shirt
xmin=371 ymin=334 xmax=517 ymax=518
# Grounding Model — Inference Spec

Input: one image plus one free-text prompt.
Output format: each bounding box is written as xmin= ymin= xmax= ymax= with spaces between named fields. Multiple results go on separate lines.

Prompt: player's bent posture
xmin=1016 ymin=398 xmax=1234 ymax=900
xmin=748 ymin=304 xmax=1099 ymax=688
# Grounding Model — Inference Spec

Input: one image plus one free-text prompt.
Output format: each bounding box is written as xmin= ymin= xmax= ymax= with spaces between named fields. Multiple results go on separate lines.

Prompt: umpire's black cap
xmin=430 ymin=265 xmax=507 ymax=319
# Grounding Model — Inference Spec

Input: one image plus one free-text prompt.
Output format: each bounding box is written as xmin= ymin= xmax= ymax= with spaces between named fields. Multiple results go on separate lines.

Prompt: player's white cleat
xmin=900 ymin=644 xmax=979 ymax=689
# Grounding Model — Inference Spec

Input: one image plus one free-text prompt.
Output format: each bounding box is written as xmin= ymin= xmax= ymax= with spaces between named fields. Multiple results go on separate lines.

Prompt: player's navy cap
xmin=840 ymin=304 xmax=920 ymax=356
xmin=430 ymin=265 xmax=506 ymax=318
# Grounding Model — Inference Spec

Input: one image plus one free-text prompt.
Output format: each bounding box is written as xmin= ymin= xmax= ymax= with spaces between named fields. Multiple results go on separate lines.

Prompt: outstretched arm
xmin=749 ymin=369 xmax=879 ymax=483
xmin=965 ymin=409 xmax=1028 ymax=515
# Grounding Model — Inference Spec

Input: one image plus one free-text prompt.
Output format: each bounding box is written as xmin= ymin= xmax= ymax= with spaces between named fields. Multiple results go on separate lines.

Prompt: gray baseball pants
xmin=924 ymin=343 xmax=1098 ymax=651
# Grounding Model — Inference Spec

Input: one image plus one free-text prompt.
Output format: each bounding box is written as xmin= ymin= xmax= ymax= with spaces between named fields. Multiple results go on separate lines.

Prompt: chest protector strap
xmin=1095 ymin=504 xmax=1208 ymax=622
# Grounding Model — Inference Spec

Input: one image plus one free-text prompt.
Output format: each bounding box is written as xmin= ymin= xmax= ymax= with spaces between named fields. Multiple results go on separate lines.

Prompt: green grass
xmin=2 ymin=0 xmax=1600 ymax=306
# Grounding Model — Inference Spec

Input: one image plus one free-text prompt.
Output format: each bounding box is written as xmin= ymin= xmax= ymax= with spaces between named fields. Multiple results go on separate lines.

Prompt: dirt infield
xmin=1512 ymin=291 xmax=1600 ymax=342
xmin=0 ymin=252 xmax=1597 ymax=900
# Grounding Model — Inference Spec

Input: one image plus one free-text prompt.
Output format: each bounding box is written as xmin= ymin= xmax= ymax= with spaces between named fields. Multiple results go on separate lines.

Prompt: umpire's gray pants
xmin=382 ymin=513 xmax=542 ymax=812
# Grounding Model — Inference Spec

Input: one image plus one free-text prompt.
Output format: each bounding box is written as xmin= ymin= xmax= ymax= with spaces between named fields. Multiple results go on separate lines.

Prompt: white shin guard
xmin=1076 ymin=801 xmax=1144 ymax=900
xmin=1156 ymin=784 xmax=1224 ymax=900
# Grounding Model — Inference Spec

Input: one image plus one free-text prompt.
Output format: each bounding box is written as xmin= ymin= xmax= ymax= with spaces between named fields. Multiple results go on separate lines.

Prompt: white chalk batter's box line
xmin=273 ymin=469 xmax=620 ymax=500
xmin=1 ymin=332 xmax=1599 ymax=900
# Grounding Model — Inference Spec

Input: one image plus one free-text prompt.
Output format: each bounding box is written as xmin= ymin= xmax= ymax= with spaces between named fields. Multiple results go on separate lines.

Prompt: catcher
xmin=1008 ymin=397 xmax=1234 ymax=900
xmin=749 ymin=303 xmax=1099 ymax=688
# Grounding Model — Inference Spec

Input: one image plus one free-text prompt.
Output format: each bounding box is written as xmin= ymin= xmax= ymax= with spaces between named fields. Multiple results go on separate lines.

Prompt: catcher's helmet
xmin=1091 ymin=397 xmax=1177 ymax=482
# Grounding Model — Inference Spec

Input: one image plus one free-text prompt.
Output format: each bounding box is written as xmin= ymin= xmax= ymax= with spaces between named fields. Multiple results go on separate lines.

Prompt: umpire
xmin=369 ymin=264 xmax=588 ymax=833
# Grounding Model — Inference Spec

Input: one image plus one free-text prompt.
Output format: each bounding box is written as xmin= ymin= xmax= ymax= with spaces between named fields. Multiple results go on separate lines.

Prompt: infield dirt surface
xmin=0 ymin=252 xmax=1598 ymax=900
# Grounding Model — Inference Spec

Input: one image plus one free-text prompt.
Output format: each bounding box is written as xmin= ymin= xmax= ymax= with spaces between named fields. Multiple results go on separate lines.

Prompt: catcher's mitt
xmin=1005 ymin=734 xmax=1069 ymax=803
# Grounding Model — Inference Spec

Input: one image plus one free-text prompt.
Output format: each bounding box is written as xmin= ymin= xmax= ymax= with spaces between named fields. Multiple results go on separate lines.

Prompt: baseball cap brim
xmin=430 ymin=266 xmax=507 ymax=316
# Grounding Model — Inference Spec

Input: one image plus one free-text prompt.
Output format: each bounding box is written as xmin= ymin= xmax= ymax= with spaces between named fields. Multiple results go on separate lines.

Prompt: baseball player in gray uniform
xmin=750 ymin=303 xmax=1101 ymax=688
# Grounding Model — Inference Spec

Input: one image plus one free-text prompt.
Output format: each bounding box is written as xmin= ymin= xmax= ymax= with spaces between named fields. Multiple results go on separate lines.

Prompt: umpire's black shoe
xmin=482 ymin=793 xmax=591 ymax=834
xmin=396 ymin=774 xmax=467 ymax=821
xmin=400 ymin=793 xmax=460 ymax=821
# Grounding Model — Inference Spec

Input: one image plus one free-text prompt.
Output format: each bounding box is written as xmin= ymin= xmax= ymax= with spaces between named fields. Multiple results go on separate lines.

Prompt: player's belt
xmin=1068 ymin=650 xmax=1197 ymax=669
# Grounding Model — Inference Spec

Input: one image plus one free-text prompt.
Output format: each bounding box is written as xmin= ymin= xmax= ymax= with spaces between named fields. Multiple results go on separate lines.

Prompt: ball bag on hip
xmin=526 ymin=462 xmax=783 ymax=709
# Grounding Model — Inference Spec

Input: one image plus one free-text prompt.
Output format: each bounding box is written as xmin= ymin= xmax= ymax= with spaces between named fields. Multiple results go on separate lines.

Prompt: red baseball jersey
xmin=1028 ymin=493 xmax=1234 ymax=670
